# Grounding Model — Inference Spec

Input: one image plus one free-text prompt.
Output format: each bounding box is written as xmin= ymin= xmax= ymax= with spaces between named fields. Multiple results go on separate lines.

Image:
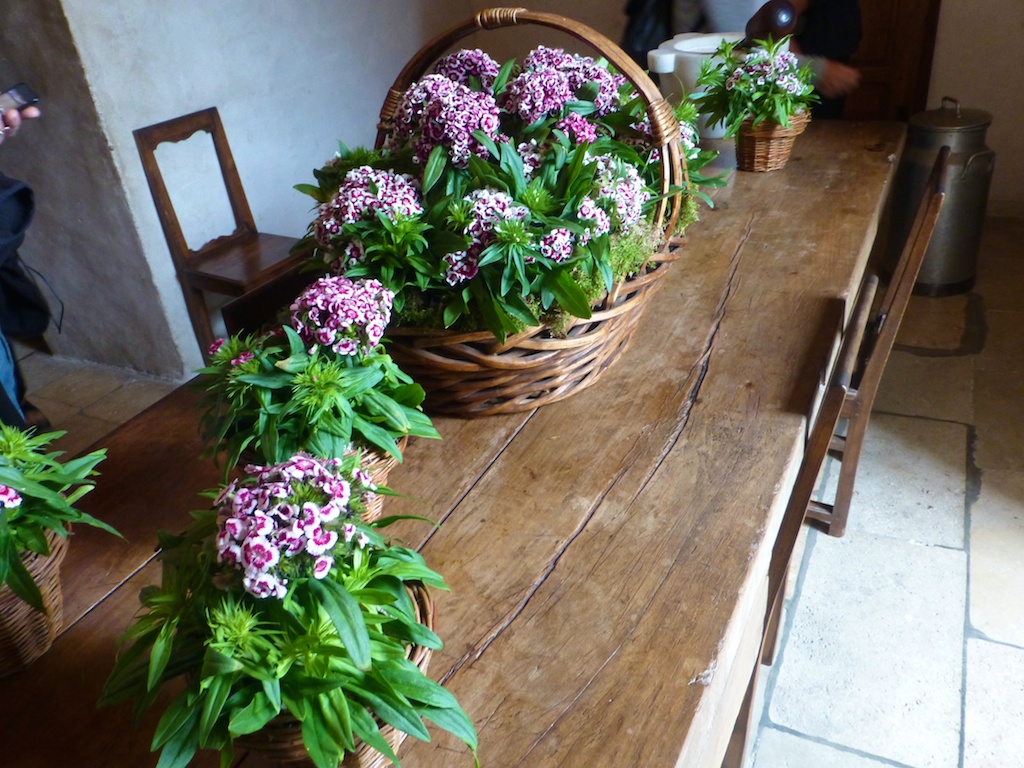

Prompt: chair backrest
xmin=854 ymin=146 xmax=950 ymax=393
xmin=765 ymin=274 xmax=879 ymax=632
xmin=133 ymin=107 xmax=257 ymax=274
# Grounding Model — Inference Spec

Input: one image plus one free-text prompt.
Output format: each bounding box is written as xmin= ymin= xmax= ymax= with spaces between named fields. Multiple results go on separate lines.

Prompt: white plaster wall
xmin=59 ymin=0 xmax=476 ymax=372
xmin=928 ymin=0 xmax=1022 ymax=218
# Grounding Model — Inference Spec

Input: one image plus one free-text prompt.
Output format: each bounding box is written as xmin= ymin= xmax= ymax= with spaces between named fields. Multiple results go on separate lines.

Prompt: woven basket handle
xmin=374 ymin=7 xmax=687 ymax=236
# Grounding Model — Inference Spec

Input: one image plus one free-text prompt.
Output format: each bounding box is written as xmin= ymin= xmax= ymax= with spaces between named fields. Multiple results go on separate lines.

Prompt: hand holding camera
xmin=0 ymin=83 xmax=41 ymax=144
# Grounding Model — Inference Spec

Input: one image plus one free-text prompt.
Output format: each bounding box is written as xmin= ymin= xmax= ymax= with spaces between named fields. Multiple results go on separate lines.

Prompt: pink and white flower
xmin=0 ymin=484 xmax=23 ymax=509
xmin=290 ymin=275 xmax=394 ymax=357
xmin=213 ymin=452 xmax=378 ymax=599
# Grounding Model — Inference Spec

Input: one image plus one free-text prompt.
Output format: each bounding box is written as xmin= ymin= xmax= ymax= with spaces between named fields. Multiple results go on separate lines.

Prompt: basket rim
xmin=373 ymin=7 xmax=690 ymax=236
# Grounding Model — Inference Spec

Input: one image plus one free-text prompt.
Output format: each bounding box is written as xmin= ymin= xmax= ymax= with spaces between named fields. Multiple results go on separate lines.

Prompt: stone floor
xmin=10 ymin=217 xmax=1024 ymax=768
xmin=750 ymin=216 xmax=1024 ymax=768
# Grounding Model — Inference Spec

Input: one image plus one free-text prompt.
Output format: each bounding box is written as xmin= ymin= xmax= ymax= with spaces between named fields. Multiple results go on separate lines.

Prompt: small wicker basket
xmin=0 ymin=529 xmax=68 ymax=679
xmin=735 ymin=111 xmax=811 ymax=172
xmin=234 ymin=583 xmax=435 ymax=767
xmin=373 ymin=7 xmax=690 ymax=417
xmin=351 ymin=440 xmax=403 ymax=523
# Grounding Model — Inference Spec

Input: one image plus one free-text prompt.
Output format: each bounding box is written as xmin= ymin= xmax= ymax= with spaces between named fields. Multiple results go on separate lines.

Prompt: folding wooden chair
xmin=134 ymin=107 xmax=309 ymax=359
xmin=806 ymin=146 xmax=950 ymax=538
xmin=722 ymin=275 xmax=877 ymax=768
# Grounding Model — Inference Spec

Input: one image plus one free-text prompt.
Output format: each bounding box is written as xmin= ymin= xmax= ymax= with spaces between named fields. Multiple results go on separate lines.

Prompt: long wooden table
xmin=0 ymin=120 xmax=904 ymax=767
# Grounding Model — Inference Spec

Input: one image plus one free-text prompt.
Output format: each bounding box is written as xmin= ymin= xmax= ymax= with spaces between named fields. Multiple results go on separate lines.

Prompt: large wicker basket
xmin=374 ymin=8 xmax=690 ymax=417
xmin=735 ymin=111 xmax=811 ymax=172
xmin=234 ymin=583 xmax=435 ymax=767
xmin=0 ymin=529 xmax=68 ymax=679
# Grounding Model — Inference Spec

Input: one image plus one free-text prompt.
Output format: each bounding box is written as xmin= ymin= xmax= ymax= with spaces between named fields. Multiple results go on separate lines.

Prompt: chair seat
xmin=185 ymin=232 xmax=304 ymax=296
xmin=135 ymin=107 xmax=314 ymax=358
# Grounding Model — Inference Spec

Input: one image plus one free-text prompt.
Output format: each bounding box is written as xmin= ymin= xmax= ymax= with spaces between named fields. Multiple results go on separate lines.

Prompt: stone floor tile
xmin=767 ymin=532 xmax=965 ymax=768
xmin=969 ymin=469 xmax=1024 ymax=645
xmin=15 ymin=395 xmax=78 ymax=431
xmin=964 ymin=638 xmax=1024 ymax=768
xmin=975 ymin=309 xmax=1024 ymax=372
xmin=818 ymin=413 xmax=967 ymax=547
xmin=47 ymin=412 xmax=122 ymax=457
xmin=30 ymin=364 xmax=134 ymax=410
xmin=897 ymin=294 xmax=968 ymax=351
xmin=973 ymin=218 xmax=1024 ymax=313
xmin=753 ymin=727 xmax=903 ymax=767
xmin=17 ymin=351 xmax=91 ymax=392
xmin=82 ymin=378 xmax=179 ymax=423
xmin=974 ymin=370 xmax=1024 ymax=472
xmin=875 ymin=350 xmax=974 ymax=424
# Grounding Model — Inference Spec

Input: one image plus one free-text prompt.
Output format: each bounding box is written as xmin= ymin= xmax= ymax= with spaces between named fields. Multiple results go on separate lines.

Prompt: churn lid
xmin=910 ymin=96 xmax=992 ymax=132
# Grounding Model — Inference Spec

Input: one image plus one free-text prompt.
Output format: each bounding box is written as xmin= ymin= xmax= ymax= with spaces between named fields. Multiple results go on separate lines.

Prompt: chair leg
xmin=761 ymin=592 xmax=783 ymax=666
xmin=722 ymin=661 xmax=759 ymax=768
xmin=182 ymin=284 xmax=216 ymax=361
xmin=823 ymin=399 xmax=870 ymax=538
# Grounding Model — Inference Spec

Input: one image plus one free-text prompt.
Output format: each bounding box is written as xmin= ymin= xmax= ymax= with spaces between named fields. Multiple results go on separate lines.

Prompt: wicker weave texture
xmin=0 ymin=530 xmax=68 ymax=679
xmin=373 ymin=9 xmax=689 ymax=418
xmin=390 ymin=243 xmax=682 ymax=416
xmin=356 ymin=440 xmax=402 ymax=522
xmin=234 ymin=584 xmax=435 ymax=767
xmin=735 ymin=111 xmax=811 ymax=172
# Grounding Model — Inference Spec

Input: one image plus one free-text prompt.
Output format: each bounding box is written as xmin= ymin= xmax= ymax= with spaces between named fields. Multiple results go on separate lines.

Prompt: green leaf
xmin=155 ymin=712 xmax=200 ymax=768
xmin=542 ymin=268 xmax=592 ymax=319
xmin=294 ymin=182 xmax=324 ymax=198
xmin=152 ymin=693 xmax=198 ymax=750
xmin=147 ymin=618 xmax=179 ymax=690
xmin=301 ymin=704 xmax=344 ymax=768
xmin=321 ymin=688 xmax=355 ymax=753
xmin=423 ymin=702 xmax=480 ymax=752
xmin=228 ymin=690 xmax=279 ymax=736
xmin=351 ymin=414 xmax=400 ymax=460
xmin=4 ymin=550 xmax=43 ymax=612
xmin=201 ymin=649 xmax=245 ymax=678
xmin=350 ymin=676 xmax=430 ymax=742
xmin=198 ymin=675 xmax=233 ymax=747
xmin=422 ymin=145 xmax=448 ymax=195
xmin=307 ymin=578 xmax=371 ymax=670
xmin=349 ymin=704 xmax=399 ymax=765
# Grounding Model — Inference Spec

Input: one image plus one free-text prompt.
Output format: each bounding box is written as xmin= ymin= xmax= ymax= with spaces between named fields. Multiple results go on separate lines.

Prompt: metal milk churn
xmin=887 ymin=97 xmax=994 ymax=295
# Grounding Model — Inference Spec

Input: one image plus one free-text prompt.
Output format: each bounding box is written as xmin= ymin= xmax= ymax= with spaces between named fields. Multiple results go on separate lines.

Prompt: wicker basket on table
xmin=234 ymin=583 xmax=435 ymax=767
xmin=735 ymin=110 xmax=811 ymax=172
xmin=374 ymin=7 xmax=690 ymax=417
xmin=0 ymin=529 xmax=68 ymax=678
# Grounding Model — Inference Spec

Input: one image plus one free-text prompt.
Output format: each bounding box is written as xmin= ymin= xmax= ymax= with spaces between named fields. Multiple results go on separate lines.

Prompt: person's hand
xmin=816 ymin=60 xmax=861 ymax=98
xmin=0 ymin=105 xmax=40 ymax=145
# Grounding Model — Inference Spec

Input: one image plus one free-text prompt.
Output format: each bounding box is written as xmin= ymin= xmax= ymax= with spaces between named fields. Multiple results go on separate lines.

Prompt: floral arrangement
xmin=101 ymin=452 xmax=478 ymax=768
xmin=0 ymin=426 xmax=116 ymax=611
xmin=296 ymin=44 xmax=700 ymax=341
xmin=693 ymin=36 xmax=817 ymax=138
xmin=197 ymin=275 xmax=439 ymax=469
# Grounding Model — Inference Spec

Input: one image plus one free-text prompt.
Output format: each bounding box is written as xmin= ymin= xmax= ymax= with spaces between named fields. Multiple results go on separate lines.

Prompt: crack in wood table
xmin=0 ymin=119 xmax=905 ymax=768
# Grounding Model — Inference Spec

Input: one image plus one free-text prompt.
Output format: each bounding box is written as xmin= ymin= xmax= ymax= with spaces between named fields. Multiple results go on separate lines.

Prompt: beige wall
xmin=929 ymin=0 xmax=1022 ymax=218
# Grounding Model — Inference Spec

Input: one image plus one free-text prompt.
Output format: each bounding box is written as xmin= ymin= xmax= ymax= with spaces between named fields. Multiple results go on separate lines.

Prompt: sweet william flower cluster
xmin=214 ymin=452 xmax=376 ymax=599
xmin=290 ymin=274 xmax=393 ymax=356
xmin=695 ymin=35 xmax=817 ymax=137
xmin=297 ymin=43 xmax=686 ymax=340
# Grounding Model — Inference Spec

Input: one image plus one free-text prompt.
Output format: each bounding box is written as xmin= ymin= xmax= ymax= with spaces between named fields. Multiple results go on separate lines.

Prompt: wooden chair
xmin=722 ymin=275 xmax=876 ymax=768
xmin=805 ymin=145 xmax=950 ymax=538
xmin=133 ymin=107 xmax=308 ymax=358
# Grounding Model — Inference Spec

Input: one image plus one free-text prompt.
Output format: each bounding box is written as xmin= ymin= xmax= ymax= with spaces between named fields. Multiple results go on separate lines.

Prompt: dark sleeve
xmin=796 ymin=0 xmax=862 ymax=61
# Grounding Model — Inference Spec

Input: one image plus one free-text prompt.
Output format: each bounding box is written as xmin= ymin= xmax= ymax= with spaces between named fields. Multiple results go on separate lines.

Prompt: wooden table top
xmin=0 ymin=120 xmax=905 ymax=768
